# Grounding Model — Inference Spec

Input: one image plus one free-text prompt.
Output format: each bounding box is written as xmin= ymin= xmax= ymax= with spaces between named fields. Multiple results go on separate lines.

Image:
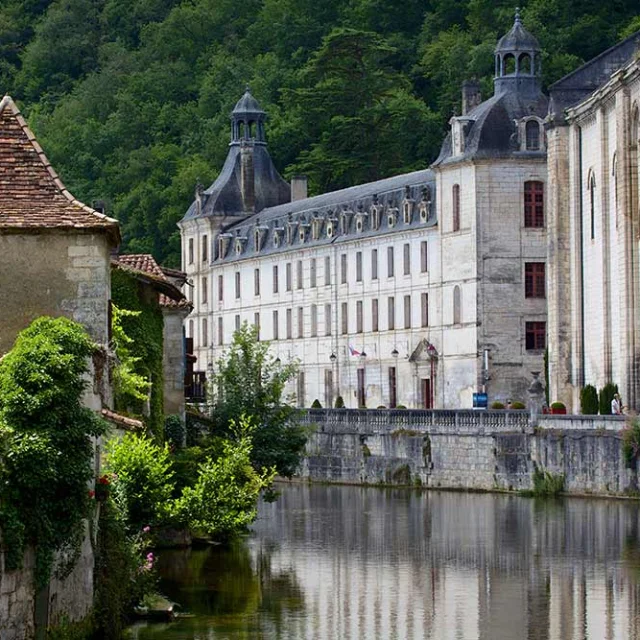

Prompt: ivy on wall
xmin=111 ymin=269 xmax=165 ymax=440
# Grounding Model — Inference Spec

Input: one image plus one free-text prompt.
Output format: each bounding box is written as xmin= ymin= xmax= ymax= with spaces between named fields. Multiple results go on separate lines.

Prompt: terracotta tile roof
xmin=0 ymin=96 xmax=120 ymax=243
xmin=113 ymin=253 xmax=191 ymax=310
xmin=101 ymin=408 xmax=143 ymax=431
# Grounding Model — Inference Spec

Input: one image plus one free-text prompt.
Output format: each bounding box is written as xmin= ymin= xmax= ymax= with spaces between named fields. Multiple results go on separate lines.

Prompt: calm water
xmin=127 ymin=484 xmax=640 ymax=640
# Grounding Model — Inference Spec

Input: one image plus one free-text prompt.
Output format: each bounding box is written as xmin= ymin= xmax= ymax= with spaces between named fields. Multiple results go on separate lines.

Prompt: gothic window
xmin=525 ymin=262 xmax=546 ymax=298
xmin=524 ymin=181 xmax=544 ymax=227
xmin=589 ymin=172 xmax=596 ymax=240
xmin=453 ymin=285 xmax=461 ymax=324
xmin=525 ymin=321 xmax=546 ymax=350
xmin=525 ymin=120 xmax=540 ymax=150
xmin=452 ymin=184 xmax=461 ymax=232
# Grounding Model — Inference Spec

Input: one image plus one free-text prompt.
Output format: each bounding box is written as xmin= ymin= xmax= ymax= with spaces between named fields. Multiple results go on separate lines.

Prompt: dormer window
xmin=340 ymin=211 xmax=352 ymax=234
xmin=419 ymin=186 xmax=432 ymax=223
xmin=526 ymin=120 xmax=540 ymax=150
xmin=218 ymin=233 xmax=232 ymax=259
xmin=387 ymin=209 xmax=397 ymax=228
xmin=356 ymin=217 xmax=363 ymax=233
xmin=273 ymin=227 xmax=283 ymax=248
xmin=371 ymin=196 xmax=382 ymax=230
xmin=518 ymin=117 xmax=545 ymax=152
xmin=299 ymin=226 xmax=307 ymax=243
xmin=286 ymin=221 xmax=296 ymax=245
xmin=450 ymin=117 xmax=473 ymax=157
xmin=311 ymin=216 xmax=322 ymax=240
xmin=327 ymin=220 xmax=335 ymax=238
xmin=235 ymin=238 xmax=244 ymax=255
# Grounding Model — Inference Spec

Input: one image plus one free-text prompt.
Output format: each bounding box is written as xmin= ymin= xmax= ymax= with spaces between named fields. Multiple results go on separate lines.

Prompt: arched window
xmin=452 ymin=184 xmax=460 ymax=232
xmin=524 ymin=181 xmax=544 ymax=227
xmin=453 ymin=286 xmax=461 ymax=325
xmin=503 ymin=54 xmax=516 ymax=75
xmin=518 ymin=53 xmax=532 ymax=74
xmin=525 ymin=120 xmax=540 ymax=151
xmin=589 ymin=172 xmax=596 ymax=240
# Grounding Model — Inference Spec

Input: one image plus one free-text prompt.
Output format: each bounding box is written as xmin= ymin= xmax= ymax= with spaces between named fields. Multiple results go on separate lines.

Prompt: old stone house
xmin=180 ymin=14 xmax=548 ymax=408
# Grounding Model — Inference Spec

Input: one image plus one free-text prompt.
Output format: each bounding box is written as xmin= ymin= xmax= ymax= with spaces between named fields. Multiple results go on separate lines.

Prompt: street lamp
xmin=391 ymin=347 xmax=399 ymax=358
xmin=330 ymin=352 xmax=337 ymax=363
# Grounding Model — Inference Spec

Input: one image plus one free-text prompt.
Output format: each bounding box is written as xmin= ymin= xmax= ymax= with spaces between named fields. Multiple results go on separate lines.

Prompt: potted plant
xmin=550 ymin=401 xmax=566 ymax=415
xmin=491 ymin=401 xmax=505 ymax=410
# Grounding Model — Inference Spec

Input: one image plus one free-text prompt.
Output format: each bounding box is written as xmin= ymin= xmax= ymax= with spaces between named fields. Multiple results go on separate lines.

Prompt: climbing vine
xmin=111 ymin=268 xmax=165 ymax=440
xmin=0 ymin=317 xmax=105 ymax=587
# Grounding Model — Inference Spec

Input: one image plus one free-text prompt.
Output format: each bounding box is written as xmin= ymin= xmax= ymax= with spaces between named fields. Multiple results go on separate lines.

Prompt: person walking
xmin=612 ymin=393 xmax=622 ymax=415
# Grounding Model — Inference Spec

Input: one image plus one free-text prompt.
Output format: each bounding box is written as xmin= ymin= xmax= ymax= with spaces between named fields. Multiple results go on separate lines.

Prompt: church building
xmin=180 ymin=14 xmax=549 ymax=409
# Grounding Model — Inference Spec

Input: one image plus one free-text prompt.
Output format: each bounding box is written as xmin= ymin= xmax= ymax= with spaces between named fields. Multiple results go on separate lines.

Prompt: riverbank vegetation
xmin=1 ymin=1 xmax=638 ymax=265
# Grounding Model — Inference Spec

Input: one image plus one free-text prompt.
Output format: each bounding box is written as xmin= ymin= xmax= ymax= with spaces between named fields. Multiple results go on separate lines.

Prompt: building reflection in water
xmin=248 ymin=485 xmax=640 ymax=640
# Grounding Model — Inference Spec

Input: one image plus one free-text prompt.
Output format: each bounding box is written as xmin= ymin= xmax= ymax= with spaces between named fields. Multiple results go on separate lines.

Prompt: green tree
xmin=212 ymin=323 xmax=307 ymax=477
xmin=599 ymin=382 xmax=619 ymax=415
xmin=580 ymin=384 xmax=599 ymax=415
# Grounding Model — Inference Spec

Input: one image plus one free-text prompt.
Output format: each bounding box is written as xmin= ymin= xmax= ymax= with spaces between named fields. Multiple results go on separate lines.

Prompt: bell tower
xmin=230 ymin=86 xmax=267 ymax=145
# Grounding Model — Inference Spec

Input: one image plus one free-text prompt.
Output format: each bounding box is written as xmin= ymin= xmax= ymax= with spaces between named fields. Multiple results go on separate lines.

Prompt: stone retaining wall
xmin=298 ymin=409 xmax=637 ymax=496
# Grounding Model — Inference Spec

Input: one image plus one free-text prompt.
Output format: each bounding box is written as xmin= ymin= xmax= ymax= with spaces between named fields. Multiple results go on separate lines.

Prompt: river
xmin=126 ymin=483 xmax=640 ymax=639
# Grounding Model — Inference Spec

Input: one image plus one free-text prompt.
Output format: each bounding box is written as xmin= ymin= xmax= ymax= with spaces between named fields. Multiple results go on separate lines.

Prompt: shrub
xmin=491 ymin=401 xmax=505 ymax=410
xmin=104 ymin=433 xmax=175 ymax=533
xmin=395 ymin=404 xmax=407 ymax=409
xmin=334 ymin=396 xmax=345 ymax=408
xmin=599 ymin=383 xmax=619 ymax=415
xmin=532 ymin=468 xmax=564 ymax=496
xmin=164 ymin=414 xmax=185 ymax=448
xmin=311 ymin=399 xmax=322 ymax=408
xmin=377 ymin=405 xmax=386 ymax=409
xmin=580 ymin=384 xmax=599 ymax=414
xmin=622 ymin=420 xmax=640 ymax=467
xmin=510 ymin=401 xmax=526 ymax=410
xmin=550 ymin=401 xmax=566 ymax=410
xmin=172 ymin=418 xmax=275 ymax=540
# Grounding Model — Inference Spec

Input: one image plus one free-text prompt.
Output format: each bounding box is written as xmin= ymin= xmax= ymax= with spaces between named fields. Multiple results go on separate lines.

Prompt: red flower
xmin=98 ymin=475 xmax=110 ymax=486
xmin=88 ymin=490 xmax=95 ymax=499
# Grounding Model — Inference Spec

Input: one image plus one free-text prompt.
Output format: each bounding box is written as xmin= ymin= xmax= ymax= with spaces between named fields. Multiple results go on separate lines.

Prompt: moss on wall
xmin=111 ymin=269 xmax=164 ymax=439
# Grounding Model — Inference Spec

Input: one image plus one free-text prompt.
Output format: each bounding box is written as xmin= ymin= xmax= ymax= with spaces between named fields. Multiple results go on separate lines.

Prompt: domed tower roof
xmin=232 ymin=86 xmax=266 ymax=116
xmin=496 ymin=9 xmax=540 ymax=54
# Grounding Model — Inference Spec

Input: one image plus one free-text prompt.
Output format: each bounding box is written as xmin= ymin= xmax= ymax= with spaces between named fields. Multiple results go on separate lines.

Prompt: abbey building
xmin=179 ymin=15 xmax=550 ymax=409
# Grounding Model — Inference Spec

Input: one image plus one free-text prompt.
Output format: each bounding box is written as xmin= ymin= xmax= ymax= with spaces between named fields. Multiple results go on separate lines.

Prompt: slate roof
xmin=113 ymin=254 xmax=191 ymax=309
xmin=0 ymin=95 xmax=120 ymax=243
xmin=232 ymin=88 xmax=265 ymax=115
xmin=496 ymin=12 xmax=540 ymax=53
xmin=213 ymin=168 xmax=437 ymax=264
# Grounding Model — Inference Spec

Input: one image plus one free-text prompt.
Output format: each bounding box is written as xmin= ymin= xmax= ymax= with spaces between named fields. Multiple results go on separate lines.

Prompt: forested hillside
xmin=1 ymin=0 xmax=639 ymax=265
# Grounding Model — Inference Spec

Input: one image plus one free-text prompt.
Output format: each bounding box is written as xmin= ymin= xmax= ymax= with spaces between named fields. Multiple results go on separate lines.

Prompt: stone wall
xmin=298 ymin=409 xmax=637 ymax=496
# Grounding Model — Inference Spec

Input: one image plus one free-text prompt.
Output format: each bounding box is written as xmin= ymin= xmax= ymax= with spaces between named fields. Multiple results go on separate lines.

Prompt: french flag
xmin=348 ymin=345 xmax=361 ymax=356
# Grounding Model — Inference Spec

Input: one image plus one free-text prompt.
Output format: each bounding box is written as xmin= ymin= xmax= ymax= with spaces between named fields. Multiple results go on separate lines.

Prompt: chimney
xmin=240 ymin=142 xmax=255 ymax=213
xmin=291 ymin=175 xmax=308 ymax=202
xmin=461 ymin=80 xmax=482 ymax=115
xmin=92 ymin=199 xmax=106 ymax=214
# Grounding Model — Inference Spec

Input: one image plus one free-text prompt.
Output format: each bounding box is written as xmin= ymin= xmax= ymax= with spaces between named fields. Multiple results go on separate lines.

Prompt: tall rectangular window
xmin=235 ymin=314 xmax=240 ymax=332
xmin=388 ymin=367 xmax=397 ymax=408
xmin=387 ymin=247 xmax=394 ymax=277
xmin=371 ymin=249 xmax=378 ymax=280
xmin=273 ymin=310 xmax=279 ymax=340
xmin=421 ymin=293 xmax=429 ymax=327
xmin=201 ymin=277 xmax=208 ymax=304
xmin=357 ymin=368 xmax=365 ymax=408
xmin=403 ymin=243 xmax=411 ymax=275
xmin=311 ymin=304 xmax=317 ymax=337
xmin=188 ymin=238 xmax=194 ymax=264
xmin=202 ymin=318 xmax=208 ymax=347
xmin=254 ymin=312 xmax=260 ymax=340
xmin=404 ymin=294 xmax=411 ymax=329
xmin=356 ymin=252 xmax=362 ymax=282
xmin=524 ymin=181 xmax=544 ymax=227
xmin=525 ymin=262 xmax=546 ymax=298
xmin=388 ymin=296 xmax=395 ymax=330
xmin=218 ymin=275 xmax=223 ymax=301
xmin=341 ymin=254 xmax=347 ymax=284
xmin=235 ymin=271 xmax=240 ymax=299
xmin=324 ymin=304 xmax=332 ymax=336
xmin=453 ymin=184 xmax=460 ymax=232
xmin=325 ymin=256 xmax=331 ymax=286
xmin=273 ymin=265 xmax=279 ymax=294
xmin=356 ymin=300 xmax=363 ymax=333
xmin=217 ymin=316 xmax=223 ymax=345
xmin=310 ymin=258 xmax=317 ymax=288
xmin=286 ymin=308 xmax=292 ymax=339
xmin=297 ymin=371 xmax=305 ymax=408
xmin=286 ymin=263 xmax=292 ymax=291
xmin=324 ymin=370 xmax=334 ymax=409
xmin=297 ymin=260 xmax=303 ymax=289
xmin=297 ymin=307 xmax=304 ymax=338
xmin=341 ymin=302 xmax=348 ymax=334
xmin=525 ymin=321 xmax=546 ymax=350
xmin=202 ymin=235 xmax=208 ymax=262
xmin=420 ymin=241 xmax=428 ymax=272
xmin=254 ymin=268 xmax=260 ymax=296
xmin=372 ymin=298 xmax=379 ymax=332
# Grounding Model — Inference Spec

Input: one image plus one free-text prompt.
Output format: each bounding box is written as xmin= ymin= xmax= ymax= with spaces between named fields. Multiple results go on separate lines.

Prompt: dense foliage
xmin=111 ymin=268 xmax=164 ymax=438
xmin=0 ymin=317 xmax=105 ymax=587
xmin=211 ymin=323 xmax=307 ymax=477
xmin=580 ymin=384 xmax=599 ymax=415
xmin=2 ymin=0 xmax=639 ymax=265
xmin=599 ymin=382 xmax=619 ymax=415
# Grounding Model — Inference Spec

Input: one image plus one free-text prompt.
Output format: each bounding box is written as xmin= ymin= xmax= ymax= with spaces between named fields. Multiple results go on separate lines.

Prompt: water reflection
xmin=127 ymin=484 xmax=640 ymax=639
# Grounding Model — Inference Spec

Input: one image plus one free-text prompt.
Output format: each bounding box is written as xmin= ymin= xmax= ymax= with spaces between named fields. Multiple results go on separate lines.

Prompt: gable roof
xmin=113 ymin=253 xmax=191 ymax=309
xmin=0 ymin=95 xmax=120 ymax=244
